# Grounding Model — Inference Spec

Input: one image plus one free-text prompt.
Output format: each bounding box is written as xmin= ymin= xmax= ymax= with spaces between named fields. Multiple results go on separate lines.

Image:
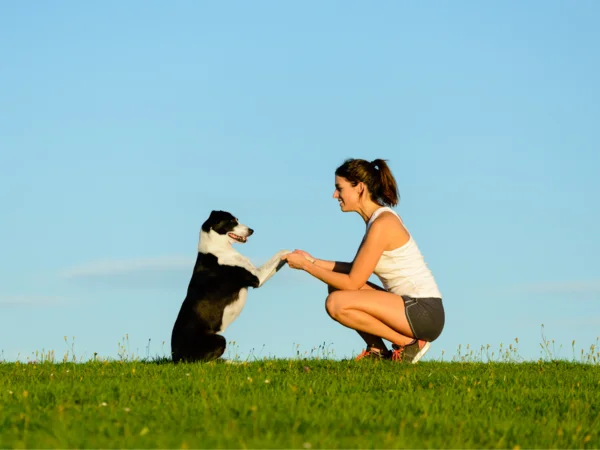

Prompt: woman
xmin=281 ymin=158 xmax=444 ymax=362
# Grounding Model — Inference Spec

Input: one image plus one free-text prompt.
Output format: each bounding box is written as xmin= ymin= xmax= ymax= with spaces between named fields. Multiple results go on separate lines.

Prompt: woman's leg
xmin=325 ymin=286 xmax=416 ymax=347
xmin=327 ymin=283 xmax=389 ymax=352
xmin=326 ymin=280 xmax=415 ymax=350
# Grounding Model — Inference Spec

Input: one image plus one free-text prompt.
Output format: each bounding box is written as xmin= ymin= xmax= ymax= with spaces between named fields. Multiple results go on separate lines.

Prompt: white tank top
xmin=366 ymin=207 xmax=442 ymax=299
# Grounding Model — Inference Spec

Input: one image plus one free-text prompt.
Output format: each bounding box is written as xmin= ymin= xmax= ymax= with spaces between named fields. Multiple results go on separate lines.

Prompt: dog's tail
xmin=171 ymin=332 xmax=226 ymax=363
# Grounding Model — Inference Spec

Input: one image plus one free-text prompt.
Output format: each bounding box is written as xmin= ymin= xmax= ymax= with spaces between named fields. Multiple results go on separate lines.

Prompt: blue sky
xmin=1 ymin=1 xmax=598 ymax=363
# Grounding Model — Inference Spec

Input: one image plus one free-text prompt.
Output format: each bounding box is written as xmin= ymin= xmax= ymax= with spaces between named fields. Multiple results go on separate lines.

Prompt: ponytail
xmin=371 ymin=159 xmax=399 ymax=207
xmin=335 ymin=158 xmax=400 ymax=207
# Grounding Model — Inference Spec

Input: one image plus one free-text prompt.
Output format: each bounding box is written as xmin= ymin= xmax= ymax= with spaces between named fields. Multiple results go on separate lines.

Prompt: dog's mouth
xmin=228 ymin=233 xmax=248 ymax=243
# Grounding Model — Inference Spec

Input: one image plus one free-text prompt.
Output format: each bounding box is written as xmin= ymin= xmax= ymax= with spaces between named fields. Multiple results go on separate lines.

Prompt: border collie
xmin=171 ymin=210 xmax=290 ymax=363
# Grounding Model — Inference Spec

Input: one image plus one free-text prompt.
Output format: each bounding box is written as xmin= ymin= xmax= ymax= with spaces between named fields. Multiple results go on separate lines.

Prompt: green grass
xmin=1 ymin=356 xmax=599 ymax=449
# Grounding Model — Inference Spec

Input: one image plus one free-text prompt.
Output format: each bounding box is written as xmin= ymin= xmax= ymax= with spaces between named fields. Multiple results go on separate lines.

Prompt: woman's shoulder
xmin=369 ymin=210 xmax=410 ymax=244
xmin=371 ymin=209 xmax=401 ymax=225
xmin=368 ymin=210 xmax=403 ymax=233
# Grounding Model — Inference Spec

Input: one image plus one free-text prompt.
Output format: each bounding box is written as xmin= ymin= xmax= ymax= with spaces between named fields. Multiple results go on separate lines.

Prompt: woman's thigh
xmin=327 ymin=289 xmax=414 ymax=339
xmin=327 ymin=280 xmax=386 ymax=294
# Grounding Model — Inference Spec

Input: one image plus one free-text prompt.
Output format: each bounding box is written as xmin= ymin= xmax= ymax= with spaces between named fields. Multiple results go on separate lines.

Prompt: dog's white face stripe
xmin=232 ymin=223 xmax=251 ymax=236
xmin=228 ymin=223 xmax=252 ymax=242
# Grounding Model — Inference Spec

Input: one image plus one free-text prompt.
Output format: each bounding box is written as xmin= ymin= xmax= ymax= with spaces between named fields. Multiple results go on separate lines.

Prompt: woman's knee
xmin=325 ymin=291 xmax=343 ymax=319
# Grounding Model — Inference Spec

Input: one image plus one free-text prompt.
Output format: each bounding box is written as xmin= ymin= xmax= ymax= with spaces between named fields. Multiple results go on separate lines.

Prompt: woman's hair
xmin=335 ymin=158 xmax=399 ymax=207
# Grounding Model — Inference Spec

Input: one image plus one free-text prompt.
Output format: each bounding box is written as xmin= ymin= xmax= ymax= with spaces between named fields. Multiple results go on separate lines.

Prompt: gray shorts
xmin=402 ymin=296 xmax=445 ymax=342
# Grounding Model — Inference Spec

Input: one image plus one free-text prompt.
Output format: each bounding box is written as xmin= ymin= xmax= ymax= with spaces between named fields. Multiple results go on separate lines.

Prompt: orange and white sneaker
xmin=355 ymin=346 xmax=390 ymax=361
xmin=390 ymin=346 xmax=405 ymax=362
xmin=392 ymin=340 xmax=430 ymax=364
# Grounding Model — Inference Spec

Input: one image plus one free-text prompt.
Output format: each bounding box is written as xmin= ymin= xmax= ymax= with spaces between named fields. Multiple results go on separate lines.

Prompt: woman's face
xmin=333 ymin=176 xmax=362 ymax=212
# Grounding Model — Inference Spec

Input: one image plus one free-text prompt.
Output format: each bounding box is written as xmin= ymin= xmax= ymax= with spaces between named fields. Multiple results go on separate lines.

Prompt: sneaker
xmin=390 ymin=346 xmax=405 ymax=362
xmin=392 ymin=340 xmax=430 ymax=364
xmin=355 ymin=346 xmax=390 ymax=361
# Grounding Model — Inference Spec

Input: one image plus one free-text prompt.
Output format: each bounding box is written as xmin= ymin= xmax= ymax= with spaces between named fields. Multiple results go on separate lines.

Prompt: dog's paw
xmin=273 ymin=250 xmax=292 ymax=273
xmin=276 ymin=249 xmax=292 ymax=259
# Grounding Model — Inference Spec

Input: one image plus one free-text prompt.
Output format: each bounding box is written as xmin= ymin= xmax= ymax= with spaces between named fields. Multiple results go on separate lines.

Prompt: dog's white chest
xmin=218 ymin=288 xmax=248 ymax=333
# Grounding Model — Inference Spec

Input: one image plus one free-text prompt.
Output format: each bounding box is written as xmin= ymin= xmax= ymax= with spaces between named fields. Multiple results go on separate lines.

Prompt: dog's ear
xmin=202 ymin=210 xmax=220 ymax=233
xmin=208 ymin=210 xmax=221 ymax=219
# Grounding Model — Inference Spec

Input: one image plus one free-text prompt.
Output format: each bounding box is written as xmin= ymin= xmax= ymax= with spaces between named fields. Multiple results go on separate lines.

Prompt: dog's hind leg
xmin=172 ymin=332 xmax=226 ymax=363
xmin=198 ymin=333 xmax=227 ymax=361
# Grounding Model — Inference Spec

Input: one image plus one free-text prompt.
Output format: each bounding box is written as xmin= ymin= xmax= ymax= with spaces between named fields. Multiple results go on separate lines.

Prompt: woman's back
xmin=367 ymin=207 xmax=442 ymax=298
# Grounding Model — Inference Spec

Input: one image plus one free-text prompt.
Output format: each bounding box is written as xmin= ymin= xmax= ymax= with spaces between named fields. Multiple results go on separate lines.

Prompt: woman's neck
xmin=357 ymin=202 xmax=385 ymax=224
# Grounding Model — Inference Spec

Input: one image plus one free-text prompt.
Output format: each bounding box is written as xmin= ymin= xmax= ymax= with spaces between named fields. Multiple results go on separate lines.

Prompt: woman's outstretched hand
xmin=280 ymin=249 xmax=315 ymax=270
xmin=292 ymin=249 xmax=315 ymax=261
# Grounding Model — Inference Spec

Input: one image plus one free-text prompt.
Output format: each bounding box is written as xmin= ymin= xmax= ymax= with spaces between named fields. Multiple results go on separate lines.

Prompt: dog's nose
xmin=248 ymin=228 xmax=254 ymax=236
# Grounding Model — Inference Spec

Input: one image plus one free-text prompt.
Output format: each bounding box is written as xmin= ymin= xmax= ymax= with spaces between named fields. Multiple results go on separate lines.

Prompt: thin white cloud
xmin=517 ymin=280 xmax=600 ymax=294
xmin=0 ymin=295 xmax=66 ymax=307
xmin=59 ymin=256 xmax=194 ymax=279
xmin=56 ymin=254 xmax=298 ymax=290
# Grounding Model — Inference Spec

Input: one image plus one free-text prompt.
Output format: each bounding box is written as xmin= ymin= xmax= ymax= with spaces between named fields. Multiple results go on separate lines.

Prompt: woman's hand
xmin=292 ymin=249 xmax=316 ymax=263
xmin=281 ymin=252 xmax=312 ymax=270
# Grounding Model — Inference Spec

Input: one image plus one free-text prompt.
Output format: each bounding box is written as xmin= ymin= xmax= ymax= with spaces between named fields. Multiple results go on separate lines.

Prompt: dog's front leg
xmin=255 ymin=250 xmax=291 ymax=287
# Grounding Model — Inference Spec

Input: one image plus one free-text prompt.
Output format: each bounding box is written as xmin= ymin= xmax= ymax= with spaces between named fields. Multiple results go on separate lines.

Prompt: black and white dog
xmin=171 ymin=210 xmax=290 ymax=363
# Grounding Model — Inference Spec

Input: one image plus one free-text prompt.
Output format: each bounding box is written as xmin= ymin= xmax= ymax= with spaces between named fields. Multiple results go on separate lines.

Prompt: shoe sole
xmin=411 ymin=341 xmax=431 ymax=364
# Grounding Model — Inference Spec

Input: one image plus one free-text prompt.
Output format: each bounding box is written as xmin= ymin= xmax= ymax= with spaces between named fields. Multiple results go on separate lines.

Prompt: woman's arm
xmin=283 ymin=217 xmax=390 ymax=290
xmin=314 ymin=259 xmax=353 ymax=273
xmin=291 ymin=250 xmax=352 ymax=273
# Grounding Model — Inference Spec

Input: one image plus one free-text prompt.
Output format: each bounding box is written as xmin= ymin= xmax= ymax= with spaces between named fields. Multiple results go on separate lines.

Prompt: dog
xmin=171 ymin=210 xmax=290 ymax=363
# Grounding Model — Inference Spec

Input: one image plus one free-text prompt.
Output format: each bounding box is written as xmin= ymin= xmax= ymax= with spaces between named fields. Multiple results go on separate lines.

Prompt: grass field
xmin=1 ymin=339 xmax=599 ymax=449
